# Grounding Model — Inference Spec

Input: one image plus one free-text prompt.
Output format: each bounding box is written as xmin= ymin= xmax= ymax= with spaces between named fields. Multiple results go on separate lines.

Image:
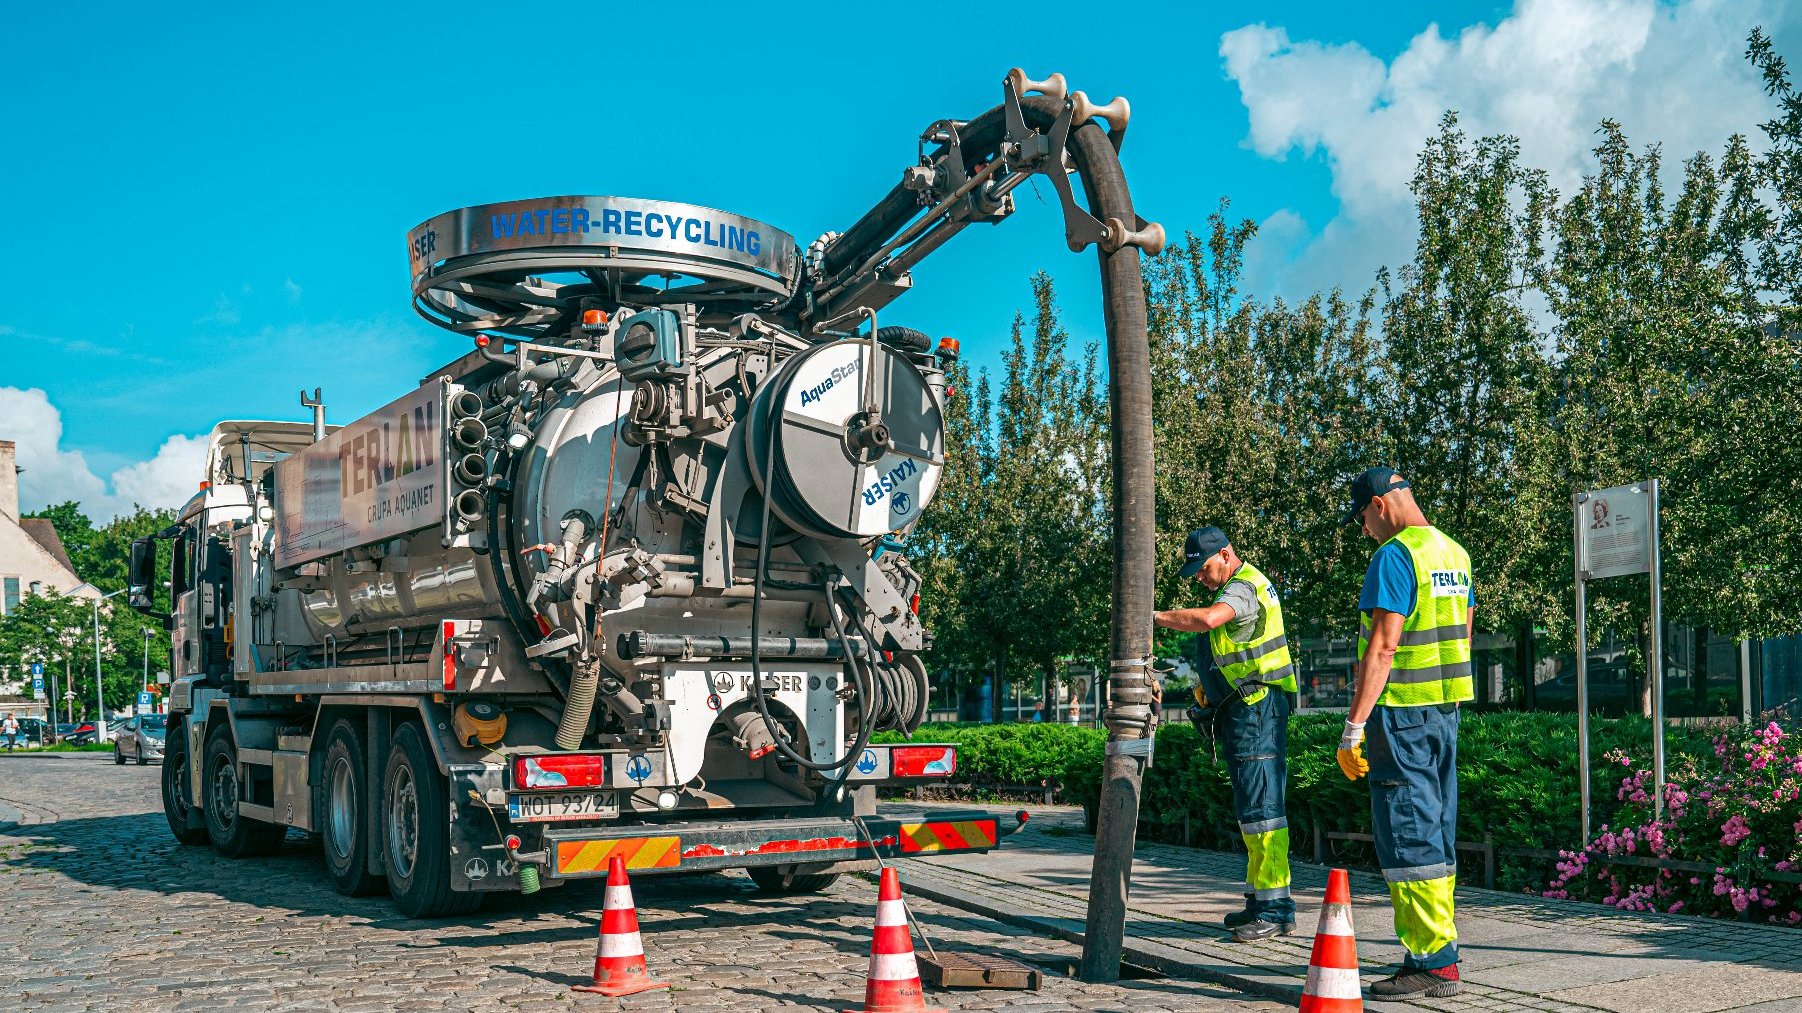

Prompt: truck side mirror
xmin=128 ymin=538 xmax=172 ymax=624
xmin=128 ymin=538 xmax=156 ymax=611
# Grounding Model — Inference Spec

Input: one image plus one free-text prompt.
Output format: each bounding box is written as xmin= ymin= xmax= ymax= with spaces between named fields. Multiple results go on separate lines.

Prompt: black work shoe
xmin=1229 ymin=918 xmax=1294 ymax=942
xmin=1222 ymin=893 xmax=1258 ymax=929
xmin=1369 ymin=965 xmax=1461 ymax=998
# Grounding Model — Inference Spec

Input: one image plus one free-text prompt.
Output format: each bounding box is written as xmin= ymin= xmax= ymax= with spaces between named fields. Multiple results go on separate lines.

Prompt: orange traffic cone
xmin=571 ymin=855 xmax=670 ymax=997
xmin=1299 ymin=868 xmax=1363 ymax=1012
xmin=844 ymin=866 xmax=944 ymax=1013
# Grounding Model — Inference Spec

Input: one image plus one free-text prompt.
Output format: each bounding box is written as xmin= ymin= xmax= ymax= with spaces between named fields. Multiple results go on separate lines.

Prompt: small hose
xmin=747 ymin=360 xmax=870 ymax=777
xmin=554 ymin=659 xmax=600 ymax=750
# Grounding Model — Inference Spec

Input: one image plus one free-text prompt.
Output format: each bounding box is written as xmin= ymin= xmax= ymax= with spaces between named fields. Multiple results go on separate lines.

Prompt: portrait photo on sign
xmin=1590 ymin=498 xmax=1611 ymax=529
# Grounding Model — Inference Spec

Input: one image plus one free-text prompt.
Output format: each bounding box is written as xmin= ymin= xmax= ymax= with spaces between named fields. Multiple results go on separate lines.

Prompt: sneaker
xmin=1229 ymin=918 xmax=1294 ymax=943
xmin=1369 ymin=965 xmax=1461 ymax=998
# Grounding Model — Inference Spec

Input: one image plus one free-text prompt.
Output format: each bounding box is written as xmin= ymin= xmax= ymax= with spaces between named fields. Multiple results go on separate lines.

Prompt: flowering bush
xmin=1545 ymin=720 xmax=1802 ymax=925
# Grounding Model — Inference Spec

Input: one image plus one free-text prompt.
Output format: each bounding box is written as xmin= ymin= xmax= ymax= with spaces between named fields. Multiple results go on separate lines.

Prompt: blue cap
xmin=1343 ymin=467 xmax=1411 ymax=524
xmin=1178 ymin=526 xmax=1230 ymax=578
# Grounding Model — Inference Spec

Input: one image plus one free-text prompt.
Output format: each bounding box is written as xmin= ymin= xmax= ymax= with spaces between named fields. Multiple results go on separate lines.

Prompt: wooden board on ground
xmin=917 ymin=951 xmax=1043 ymax=990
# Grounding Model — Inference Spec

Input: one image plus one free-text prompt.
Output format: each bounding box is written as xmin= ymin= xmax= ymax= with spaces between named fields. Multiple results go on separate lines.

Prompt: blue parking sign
xmin=138 ymin=691 xmax=154 ymax=710
xmin=32 ymin=675 xmax=44 ymax=699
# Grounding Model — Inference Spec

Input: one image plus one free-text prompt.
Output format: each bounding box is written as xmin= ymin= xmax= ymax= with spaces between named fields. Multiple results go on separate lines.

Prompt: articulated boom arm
xmin=801 ymin=68 xmax=1166 ymax=332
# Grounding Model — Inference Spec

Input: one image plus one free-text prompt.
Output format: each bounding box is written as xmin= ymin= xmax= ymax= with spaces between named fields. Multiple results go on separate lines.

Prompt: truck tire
xmin=203 ymin=724 xmax=285 ymax=858
xmin=747 ymin=866 xmax=841 ymax=894
xmin=382 ymin=722 xmax=480 ymax=918
xmin=161 ymin=719 xmax=209 ymax=846
xmin=321 ymin=720 xmax=384 ymax=897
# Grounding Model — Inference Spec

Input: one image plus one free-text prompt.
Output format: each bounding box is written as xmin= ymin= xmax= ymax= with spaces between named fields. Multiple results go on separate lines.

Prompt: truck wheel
xmin=747 ymin=866 xmax=841 ymax=894
xmin=321 ymin=720 xmax=384 ymax=897
xmin=203 ymin=724 xmax=285 ymax=858
xmin=382 ymin=722 xmax=480 ymax=918
xmin=161 ymin=720 xmax=209 ymax=846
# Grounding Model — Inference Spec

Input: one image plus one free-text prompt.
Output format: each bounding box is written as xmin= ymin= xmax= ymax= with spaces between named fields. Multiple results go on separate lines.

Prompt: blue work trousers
xmin=1222 ymin=688 xmax=1293 ymax=923
xmin=1367 ymin=702 xmax=1460 ymax=969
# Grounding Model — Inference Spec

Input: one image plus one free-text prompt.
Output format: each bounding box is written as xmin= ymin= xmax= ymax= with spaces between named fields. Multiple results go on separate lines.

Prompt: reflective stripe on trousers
xmin=1368 ymin=702 xmax=1460 ymax=969
xmin=1223 ymin=688 xmax=1294 ymax=921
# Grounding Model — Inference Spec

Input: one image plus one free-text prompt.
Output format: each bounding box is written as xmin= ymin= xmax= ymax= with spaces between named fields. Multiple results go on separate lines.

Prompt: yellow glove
xmin=1336 ymin=720 xmax=1369 ymax=781
xmin=1192 ymin=685 xmax=1209 ymax=708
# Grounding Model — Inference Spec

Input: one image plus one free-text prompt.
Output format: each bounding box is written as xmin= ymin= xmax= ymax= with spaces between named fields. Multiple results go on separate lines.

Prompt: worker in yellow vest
xmin=1154 ymin=527 xmax=1298 ymax=942
xmin=1338 ymin=468 xmax=1474 ymax=999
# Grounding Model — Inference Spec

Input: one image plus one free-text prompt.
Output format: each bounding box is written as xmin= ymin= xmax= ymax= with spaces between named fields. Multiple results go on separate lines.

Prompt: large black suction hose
xmin=823 ymin=93 xmax=1156 ymax=978
xmin=828 ymin=95 xmax=1157 ymax=739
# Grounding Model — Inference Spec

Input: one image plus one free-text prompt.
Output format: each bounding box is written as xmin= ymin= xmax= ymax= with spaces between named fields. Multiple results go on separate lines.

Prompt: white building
xmin=0 ymin=439 xmax=96 ymax=714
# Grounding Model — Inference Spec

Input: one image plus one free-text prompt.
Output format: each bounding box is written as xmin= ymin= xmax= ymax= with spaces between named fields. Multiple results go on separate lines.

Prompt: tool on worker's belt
xmin=1186 ymin=684 xmax=1223 ymax=764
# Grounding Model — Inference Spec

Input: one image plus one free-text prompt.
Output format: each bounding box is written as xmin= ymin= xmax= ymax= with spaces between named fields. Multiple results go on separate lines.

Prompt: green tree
xmin=1143 ymin=205 xmax=1381 ymax=641
xmin=916 ymin=274 xmax=1111 ymax=716
xmin=1375 ymin=114 xmax=1559 ymax=641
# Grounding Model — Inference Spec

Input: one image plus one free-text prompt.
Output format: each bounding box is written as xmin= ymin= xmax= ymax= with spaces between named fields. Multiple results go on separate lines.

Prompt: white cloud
xmin=197 ymin=293 xmax=241 ymax=326
xmin=1222 ymin=0 xmax=1790 ymax=297
xmin=0 ymin=387 xmax=206 ymax=520
xmin=284 ymin=278 xmax=303 ymax=302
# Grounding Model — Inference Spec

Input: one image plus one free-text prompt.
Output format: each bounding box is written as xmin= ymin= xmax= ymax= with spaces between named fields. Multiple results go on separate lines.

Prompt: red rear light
xmin=512 ymin=753 xmax=610 ymax=790
xmin=891 ymin=746 xmax=956 ymax=778
xmin=442 ymin=621 xmax=457 ymax=690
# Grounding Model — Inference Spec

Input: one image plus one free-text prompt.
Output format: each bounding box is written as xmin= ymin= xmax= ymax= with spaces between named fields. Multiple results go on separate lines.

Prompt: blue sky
xmin=0 ymin=1 xmax=1790 ymax=516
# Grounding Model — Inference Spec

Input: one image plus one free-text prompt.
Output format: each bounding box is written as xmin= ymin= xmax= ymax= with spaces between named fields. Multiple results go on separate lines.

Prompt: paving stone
xmin=0 ymin=755 xmax=1285 ymax=1012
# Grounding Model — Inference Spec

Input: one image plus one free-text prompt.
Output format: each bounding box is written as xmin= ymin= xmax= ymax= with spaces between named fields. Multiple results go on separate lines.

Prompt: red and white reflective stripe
xmin=869 ymin=951 xmax=922 ymax=981
xmin=442 ymin=621 xmax=457 ymax=690
xmin=875 ymin=899 xmax=907 ymax=926
xmin=1302 ymin=965 xmax=1361 ymax=999
xmin=599 ymin=930 xmax=645 ymax=959
xmin=1316 ymin=903 xmax=1355 ymax=937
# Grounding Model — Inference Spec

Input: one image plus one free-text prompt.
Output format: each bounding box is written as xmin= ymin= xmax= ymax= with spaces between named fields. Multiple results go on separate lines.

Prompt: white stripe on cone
xmin=1303 ymin=965 xmax=1362 ymax=999
xmin=1315 ymin=904 xmax=1355 ymax=938
xmin=875 ymin=899 xmax=908 ymax=927
xmin=600 ymin=932 xmax=646 ymax=959
xmin=869 ymin=951 xmax=923 ymax=982
xmin=604 ymin=886 xmax=634 ymax=910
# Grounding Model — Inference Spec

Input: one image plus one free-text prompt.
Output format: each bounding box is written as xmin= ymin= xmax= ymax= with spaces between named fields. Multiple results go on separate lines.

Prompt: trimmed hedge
xmin=889 ymin=713 xmax=1723 ymax=892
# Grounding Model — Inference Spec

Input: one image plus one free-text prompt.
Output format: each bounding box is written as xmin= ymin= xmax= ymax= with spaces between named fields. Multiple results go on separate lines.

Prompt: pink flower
xmin=1668 ymin=901 xmax=1685 ymax=913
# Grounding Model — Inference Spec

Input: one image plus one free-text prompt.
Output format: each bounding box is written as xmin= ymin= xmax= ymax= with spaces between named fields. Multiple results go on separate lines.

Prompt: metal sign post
xmin=1573 ymin=480 xmax=1664 ymax=843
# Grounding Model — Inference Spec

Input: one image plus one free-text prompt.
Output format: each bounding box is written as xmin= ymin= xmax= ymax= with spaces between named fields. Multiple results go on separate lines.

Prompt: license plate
xmin=507 ymin=790 xmax=619 ymax=823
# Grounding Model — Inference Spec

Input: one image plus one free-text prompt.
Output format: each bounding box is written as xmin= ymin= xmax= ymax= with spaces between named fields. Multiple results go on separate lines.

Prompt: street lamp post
xmin=72 ymin=584 xmax=128 ymax=742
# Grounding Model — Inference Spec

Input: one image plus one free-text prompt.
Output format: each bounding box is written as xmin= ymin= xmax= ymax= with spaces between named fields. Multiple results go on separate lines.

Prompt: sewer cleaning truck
xmin=128 ymin=69 xmax=1162 ymax=917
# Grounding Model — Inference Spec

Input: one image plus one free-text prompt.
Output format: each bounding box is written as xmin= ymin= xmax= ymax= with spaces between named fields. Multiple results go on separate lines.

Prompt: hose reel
xmin=746 ymin=340 xmax=945 ymax=539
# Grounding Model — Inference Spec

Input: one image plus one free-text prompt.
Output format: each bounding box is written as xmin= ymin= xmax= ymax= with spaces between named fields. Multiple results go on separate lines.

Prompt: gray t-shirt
xmin=1214 ymin=578 xmax=1264 ymax=644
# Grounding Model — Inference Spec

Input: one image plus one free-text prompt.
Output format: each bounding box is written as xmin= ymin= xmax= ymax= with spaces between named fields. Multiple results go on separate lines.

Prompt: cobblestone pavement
xmin=886 ymin=804 xmax=1802 ymax=1013
xmin=0 ymin=755 xmax=1284 ymax=1013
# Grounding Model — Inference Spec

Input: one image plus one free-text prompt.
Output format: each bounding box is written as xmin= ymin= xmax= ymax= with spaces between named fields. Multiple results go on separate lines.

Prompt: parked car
xmin=15 ymin=717 xmax=49 ymax=748
xmin=114 ymin=715 xmax=165 ymax=765
xmin=65 ymin=722 xmax=98 ymax=746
